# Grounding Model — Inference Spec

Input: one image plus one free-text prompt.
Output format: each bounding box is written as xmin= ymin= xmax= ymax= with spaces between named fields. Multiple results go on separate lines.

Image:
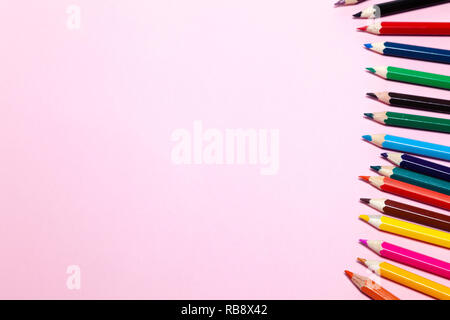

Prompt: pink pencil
xmin=360 ymin=239 xmax=450 ymax=280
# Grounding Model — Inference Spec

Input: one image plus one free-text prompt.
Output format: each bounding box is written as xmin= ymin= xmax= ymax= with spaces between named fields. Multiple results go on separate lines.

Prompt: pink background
xmin=0 ymin=1 xmax=449 ymax=299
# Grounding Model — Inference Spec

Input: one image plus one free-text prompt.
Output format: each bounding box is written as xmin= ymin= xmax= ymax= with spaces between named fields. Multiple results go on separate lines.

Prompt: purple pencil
xmin=382 ymin=152 xmax=450 ymax=182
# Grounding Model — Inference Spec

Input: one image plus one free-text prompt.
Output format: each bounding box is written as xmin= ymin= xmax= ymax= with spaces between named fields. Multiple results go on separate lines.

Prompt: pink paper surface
xmin=0 ymin=1 xmax=449 ymax=299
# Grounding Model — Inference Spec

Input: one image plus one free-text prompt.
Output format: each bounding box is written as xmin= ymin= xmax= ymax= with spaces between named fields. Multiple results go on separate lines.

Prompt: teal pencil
xmin=371 ymin=165 xmax=450 ymax=196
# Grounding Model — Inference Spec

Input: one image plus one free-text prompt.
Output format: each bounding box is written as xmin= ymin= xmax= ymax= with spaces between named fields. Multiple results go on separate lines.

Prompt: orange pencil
xmin=345 ymin=270 xmax=400 ymax=300
xmin=360 ymin=176 xmax=450 ymax=210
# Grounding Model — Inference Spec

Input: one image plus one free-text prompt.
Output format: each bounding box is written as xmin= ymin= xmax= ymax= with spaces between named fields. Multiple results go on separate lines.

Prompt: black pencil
xmin=353 ymin=0 xmax=449 ymax=18
xmin=367 ymin=92 xmax=450 ymax=114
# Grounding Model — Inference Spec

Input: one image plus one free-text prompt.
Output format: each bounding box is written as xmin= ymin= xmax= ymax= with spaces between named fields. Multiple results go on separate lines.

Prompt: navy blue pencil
xmin=364 ymin=42 xmax=450 ymax=64
xmin=382 ymin=152 xmax=450 ymax=182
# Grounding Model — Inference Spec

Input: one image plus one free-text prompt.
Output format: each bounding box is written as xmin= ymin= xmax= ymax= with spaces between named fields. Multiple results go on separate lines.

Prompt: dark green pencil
xmin=371 ymin=165 xmax=450 ymax=196
xmin=364 ymin=111 xmax=450 ymax=133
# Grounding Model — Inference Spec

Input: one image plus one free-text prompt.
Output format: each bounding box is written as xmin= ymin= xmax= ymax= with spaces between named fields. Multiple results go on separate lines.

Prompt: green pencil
xmin=371 ymin=165 xmax=450 ymax=196
xmin=367 ymin=66 xmax=450 ymax=90
xmin=364 ymin=111 xmax=450 ymax=133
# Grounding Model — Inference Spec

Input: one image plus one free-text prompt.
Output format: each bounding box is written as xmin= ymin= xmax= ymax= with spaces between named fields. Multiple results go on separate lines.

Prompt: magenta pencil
xmin=360 ymin=239 xmax=450 ymax=279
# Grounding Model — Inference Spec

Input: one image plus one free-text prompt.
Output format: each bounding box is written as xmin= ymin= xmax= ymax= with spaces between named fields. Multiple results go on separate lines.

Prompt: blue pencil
xmin=362 ymin=134 xmax=450 ymax=161
xmin=382 ymin=152 xmax=450 ymax=182
xmin=364 ymin=42 xmax=450 ymax=64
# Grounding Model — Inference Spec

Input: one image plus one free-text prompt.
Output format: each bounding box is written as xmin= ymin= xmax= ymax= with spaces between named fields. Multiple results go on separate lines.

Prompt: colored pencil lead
xmin=359 ymin=239 xmax=368 ymax=246
xmin=366 ymin=67 xmax=376 ymax=73
xmin=357 ymin=257 xmax=367 ymax=264
xmin=357 ymin=26 xmax=368 ymax=31
xmin=344 ymin=270 xmax=353 ymax=280
xmin=359 ymin=176 xmax=370 ymax=182
xmin=353 ymin=11 xmax=362 ymax=18
xmin=364 ymin=112 xmax=373 ymax=118
xmin=334 ymin=0 xmax=345 ymax=5
xmin=381 ymin=152 xmax=388 ymax=158
xmin=359 ymin=215 xmax=369 ymax=222
xmin=362 ymin=135 xmax=372 ymax=141
xmin=364 ymin=43 xmax=372 ymax=49
xmin=366 ymin=92 xmax=377 ymax=99
xmin=360 ymin=198 xmax=370 ymax=204
xmin=370 ymin=165 xmax=381 ymax=171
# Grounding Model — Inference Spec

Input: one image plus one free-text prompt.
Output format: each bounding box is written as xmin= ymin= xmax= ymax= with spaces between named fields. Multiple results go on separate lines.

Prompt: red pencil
xmin=358 ymin=22 xmax=450 ymax=36
xmin=360 ymin=176 xmax=450 ymax=211
xmin=345 ymin=270 xmax=399 ymax=300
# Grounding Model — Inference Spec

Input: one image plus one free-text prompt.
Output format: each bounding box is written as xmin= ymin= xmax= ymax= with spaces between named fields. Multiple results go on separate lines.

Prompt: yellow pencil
xmin=358 ymin=258 xmax=450 ymax=300
xmin=359 ymin=214 xmax=450 ymax=248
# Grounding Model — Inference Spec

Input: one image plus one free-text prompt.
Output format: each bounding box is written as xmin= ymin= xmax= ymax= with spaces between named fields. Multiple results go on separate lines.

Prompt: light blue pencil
xmin=362 ymin=134 xmax=450 ymax=161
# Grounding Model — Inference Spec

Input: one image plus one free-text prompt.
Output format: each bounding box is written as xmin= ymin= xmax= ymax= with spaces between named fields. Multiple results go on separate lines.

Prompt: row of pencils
xmin=336 ymin=0 xmax=450 ymax=300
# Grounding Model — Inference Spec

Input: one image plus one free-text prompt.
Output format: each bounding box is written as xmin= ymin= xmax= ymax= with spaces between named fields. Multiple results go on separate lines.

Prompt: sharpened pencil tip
xmin=353 ymin=11 xmax=362 ymax=18
xmin=334 ymin=0 xmax=345 ymax=6
xmin=344 ymin=270 xmax=353 ymax=278
xmin=370 ymin=165 xmax=381 ymax=171
xmin=381 ymin=152 xmax=388 ymax=158
xmin=359 ymin=215 xmax=369 ymax=222
xmin=366 ymin=67 xmax=376 ymax=73
xmin=364 ymin=43 xmax=372 ymax=49
xmin=360 ymin=198 xmax=370 ymax=204
xmin=359 ymin=176 xmax=370 ymax=182
xmin=366 ymin=92 xmax=377 ymax=99
xmin=362 ymin=135 xmax=372 ymax=141
xmin=359 ymin=239 xmax=368 ymax=246
xmin=364 ymin=112 xmax=373 ymax=119
xmin=357 ymin=257 xmax=367 ymax=264
xmin=357 ymin=26 xmax=368 ymax=31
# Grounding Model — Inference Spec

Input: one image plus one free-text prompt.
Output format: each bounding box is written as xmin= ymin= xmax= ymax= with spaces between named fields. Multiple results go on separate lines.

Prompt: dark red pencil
xmin=361 ymin=198 xmax=450 ymax=232
xmin=358 ymin=22 xmax=450 ymax=35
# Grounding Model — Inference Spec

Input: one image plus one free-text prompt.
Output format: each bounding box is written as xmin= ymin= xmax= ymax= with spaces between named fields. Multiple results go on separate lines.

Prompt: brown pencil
xmin=345 ymin=270 xmax=400 ymax=300
xmin=361 ymin=198 xmax=450 ymax=232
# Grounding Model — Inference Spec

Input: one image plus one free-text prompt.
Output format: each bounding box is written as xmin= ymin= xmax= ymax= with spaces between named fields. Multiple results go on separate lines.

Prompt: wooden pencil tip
xmin=344 ymin=270 xmax=353 ymax=279
xmin=359 ymin=176 xmax=370 ymax=182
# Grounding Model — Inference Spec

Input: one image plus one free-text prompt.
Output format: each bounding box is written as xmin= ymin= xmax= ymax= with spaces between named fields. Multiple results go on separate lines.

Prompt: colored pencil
xmin=358 ymin=258 xmax=450 ymax=300
xmin=371 ymin=165 xmax=450 ymax=195
xmin=366 ymin=66 xmax=450 ymax=90
xmin=367 ymin=91 xmax=450 ymax=114
xmin=354 ymin=0 xmax=449 ymax=19
xmin=360 ymin=198 xmax=450 ymax=232
xmin=335 ymin=0 xmax=367 ymax=6
xmin=360 ymin=240 xmax=450 ymax=279
xmin=359 ymin=176 xmax=450 ymax=210
xmin=364 ymin=42 xmax=450 ymax=64
xmin=359 ymin=214 xmax=450 ymax=248
xmin=364 ymin=111 xmax=450 ymax=133
xmin=358 ymin=21 xmax=450 ymax=36
xmin=382 ymin=152 xmax=450 ymax=182
xmin=344 ymin=270 xmax=400 ymax=300
xmin=362 ymin=134 xmax=450 ymax=161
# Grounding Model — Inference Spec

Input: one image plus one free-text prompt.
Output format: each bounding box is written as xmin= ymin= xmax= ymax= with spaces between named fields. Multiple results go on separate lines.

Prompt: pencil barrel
xmin=386 ymin=66 xmax=450 ymax=90
xmin=383 ymin=42 xmax=450 ymax=64
xmin=389 ymin=167 xmax=450 ymax=195
xmin=384 ymin=111 xmax=450 ymax=133
xmin=388 ymin=92 xmax=450 ymax=114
